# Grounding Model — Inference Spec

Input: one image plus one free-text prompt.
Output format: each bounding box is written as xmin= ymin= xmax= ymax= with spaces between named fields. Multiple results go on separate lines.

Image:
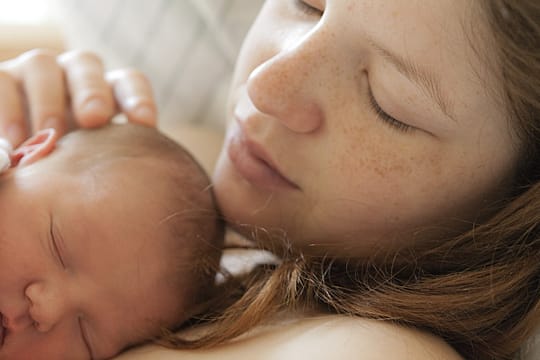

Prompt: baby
xmin=0 ymin=124 xmax=223 ymax=360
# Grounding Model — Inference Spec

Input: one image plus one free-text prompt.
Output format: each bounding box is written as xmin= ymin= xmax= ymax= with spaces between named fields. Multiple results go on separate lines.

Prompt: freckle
xmin=373 ymin=165 xmax=386 ymax=178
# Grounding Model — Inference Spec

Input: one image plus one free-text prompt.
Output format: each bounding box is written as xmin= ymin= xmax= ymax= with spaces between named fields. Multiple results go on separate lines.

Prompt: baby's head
xmin=0 ymin=124 xmax=223 ymax=359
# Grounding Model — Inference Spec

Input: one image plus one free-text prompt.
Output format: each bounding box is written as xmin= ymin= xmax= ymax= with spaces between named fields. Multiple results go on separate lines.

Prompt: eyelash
xmin=49 ymin=219 xmax=66 ymax=268
xmin=367 ymin=88 xmax=413 ymax=133
xmin=293 ymin=0 xmax=323 ymax=16
xmin=291 ymin=2 xmax=412 ymax=134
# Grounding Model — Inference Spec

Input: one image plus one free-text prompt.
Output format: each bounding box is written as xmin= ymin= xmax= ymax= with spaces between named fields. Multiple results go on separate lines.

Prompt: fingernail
xmin=5 ymin=124 xmax=24 ymax=146
xmin=82 ymin=98 xmax=107 ymax=115
xmin=132 ymin=105 xmax=156 ymax=126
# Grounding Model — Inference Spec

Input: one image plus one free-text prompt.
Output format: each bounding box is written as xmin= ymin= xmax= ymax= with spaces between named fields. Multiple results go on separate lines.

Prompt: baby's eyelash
xmin=49 ymin=217 xmax=66 ymax=268
xmin=367 ymin=88 xmax=414 ymax=133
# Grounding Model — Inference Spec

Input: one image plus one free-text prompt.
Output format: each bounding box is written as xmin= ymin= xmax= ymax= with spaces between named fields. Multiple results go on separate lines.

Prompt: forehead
xmin=60 ymin=164 xmax=189 ymax=353
xmin=256 ymin=0 xmax=500 ymax=123
xmin=356 ymin=0 xmax=486 ymax=78
xmin=68 ymin=158 xmax=184 ymax=285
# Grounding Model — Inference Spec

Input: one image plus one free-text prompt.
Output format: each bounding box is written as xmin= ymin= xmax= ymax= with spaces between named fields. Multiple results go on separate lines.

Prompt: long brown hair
xmin=163 ymin=1 xmax=540 ymax=359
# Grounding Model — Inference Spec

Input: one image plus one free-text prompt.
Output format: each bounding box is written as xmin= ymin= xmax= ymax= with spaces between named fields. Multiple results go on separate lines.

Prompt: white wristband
xmin=0 ymin=138 xmax=13 ymax=172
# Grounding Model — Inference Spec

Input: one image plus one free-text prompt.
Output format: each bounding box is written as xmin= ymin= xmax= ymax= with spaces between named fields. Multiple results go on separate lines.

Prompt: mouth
xmin=0 ymin=313 xmax=5 ymax=349
xmin=228 ymin=127 xmax=300 ymax=192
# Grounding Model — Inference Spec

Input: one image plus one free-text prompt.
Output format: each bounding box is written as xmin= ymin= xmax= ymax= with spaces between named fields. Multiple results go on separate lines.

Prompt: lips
xmin=227 ymin=126 xmax=300 ymax=191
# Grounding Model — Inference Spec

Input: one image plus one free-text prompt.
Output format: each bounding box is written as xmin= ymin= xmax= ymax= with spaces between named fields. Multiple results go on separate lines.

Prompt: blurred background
xmin=0 ymin=0 xmax=63 ymax=59
xmin=0 ymin=0 xmax=264 ymax=129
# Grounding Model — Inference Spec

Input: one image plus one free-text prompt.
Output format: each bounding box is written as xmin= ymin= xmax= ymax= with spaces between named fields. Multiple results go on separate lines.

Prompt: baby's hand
xmin=0 ymin=49 xmax=157 ymax=146
xmin=0 ymin=138 xmax=12 ymax=173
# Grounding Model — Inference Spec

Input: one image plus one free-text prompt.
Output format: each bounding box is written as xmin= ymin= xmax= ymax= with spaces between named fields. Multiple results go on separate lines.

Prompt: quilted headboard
xmin=56 ymin=0 xmax=265 ymax=129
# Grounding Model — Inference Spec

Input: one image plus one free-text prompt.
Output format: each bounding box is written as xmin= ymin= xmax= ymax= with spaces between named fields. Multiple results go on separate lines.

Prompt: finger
xmin=0 ymin=70 xmax=28 ymax=146
xmin=106 ymin=68 xmax=157 ymax=127
xmin=58 ymin=51 xmax=115 ymax=128
xmin=17 ymin=50 xmax=68 ymax=136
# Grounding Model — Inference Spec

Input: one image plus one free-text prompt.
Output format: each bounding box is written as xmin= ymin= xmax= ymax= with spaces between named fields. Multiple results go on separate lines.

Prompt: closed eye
xmin=367 ymin=86 xmax=414 ymax=133
xmin=49 ymin=215 xmax=66 ymax=268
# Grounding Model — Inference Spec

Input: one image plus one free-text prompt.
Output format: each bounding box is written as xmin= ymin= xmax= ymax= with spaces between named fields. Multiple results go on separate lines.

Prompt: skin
xmin=212 ymin=0 xmax=518 ymax=255
xmin=0 ymin=138 xmax=185 ymax=360
xmin=115 ymin=316 xmax=462 ymax=360
xmin=0 ymin=49 xmax=156 ymax=146
xmin=0 ymin=0 xmax=521 ymax=358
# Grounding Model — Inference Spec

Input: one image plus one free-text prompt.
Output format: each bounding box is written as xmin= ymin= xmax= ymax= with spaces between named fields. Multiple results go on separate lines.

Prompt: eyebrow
xmin=368 ymin=38 xmax=457 ymax=122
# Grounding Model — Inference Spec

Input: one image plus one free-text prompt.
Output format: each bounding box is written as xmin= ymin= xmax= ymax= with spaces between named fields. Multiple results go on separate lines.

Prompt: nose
xmin=25 ymin=280 xmax=70 ymax=332
xmin=246 ymin=29 xmax=328 ymax=134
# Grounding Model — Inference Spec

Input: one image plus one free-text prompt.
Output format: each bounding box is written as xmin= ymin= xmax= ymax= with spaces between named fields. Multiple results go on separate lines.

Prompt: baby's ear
xmin=11 ymin=129 xmax=58 ymax=167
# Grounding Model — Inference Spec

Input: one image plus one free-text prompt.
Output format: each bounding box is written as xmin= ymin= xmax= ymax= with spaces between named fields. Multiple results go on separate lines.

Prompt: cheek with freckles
xmin=307 ymin=120 xmax=452 ymax=231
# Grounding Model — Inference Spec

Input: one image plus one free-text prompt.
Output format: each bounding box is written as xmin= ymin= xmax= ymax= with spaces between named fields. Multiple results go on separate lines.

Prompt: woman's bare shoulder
xmin=266 ymin=315 xmax=464 ymax=360
xmin=230 ymin=315 xmax=463 ymax=360
xmin=115 ymin=315 xmax=463 ymax=360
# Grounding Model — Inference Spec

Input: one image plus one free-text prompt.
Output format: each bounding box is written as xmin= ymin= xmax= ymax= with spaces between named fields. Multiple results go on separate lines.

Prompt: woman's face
xmin=213 ymin=0 xmax=518 ymax=255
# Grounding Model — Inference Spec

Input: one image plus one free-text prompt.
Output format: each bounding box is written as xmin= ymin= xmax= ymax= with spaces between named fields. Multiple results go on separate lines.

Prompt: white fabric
xmin=522 ymin=326 xmax=540 ymax=360
xmin=54 ymin=0 xmax=264 ymax=129
xmin=0 ymin=138 xmax=12 ymax=171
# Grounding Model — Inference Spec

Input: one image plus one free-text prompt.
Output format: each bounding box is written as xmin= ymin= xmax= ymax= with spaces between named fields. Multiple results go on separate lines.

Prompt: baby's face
xmin=0 ymin=157 xmax=183 ymax=359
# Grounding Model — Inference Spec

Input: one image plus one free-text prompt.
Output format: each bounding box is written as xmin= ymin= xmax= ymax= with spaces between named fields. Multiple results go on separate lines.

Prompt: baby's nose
xmin=25 ymin=281 xmax=69 ymax=333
